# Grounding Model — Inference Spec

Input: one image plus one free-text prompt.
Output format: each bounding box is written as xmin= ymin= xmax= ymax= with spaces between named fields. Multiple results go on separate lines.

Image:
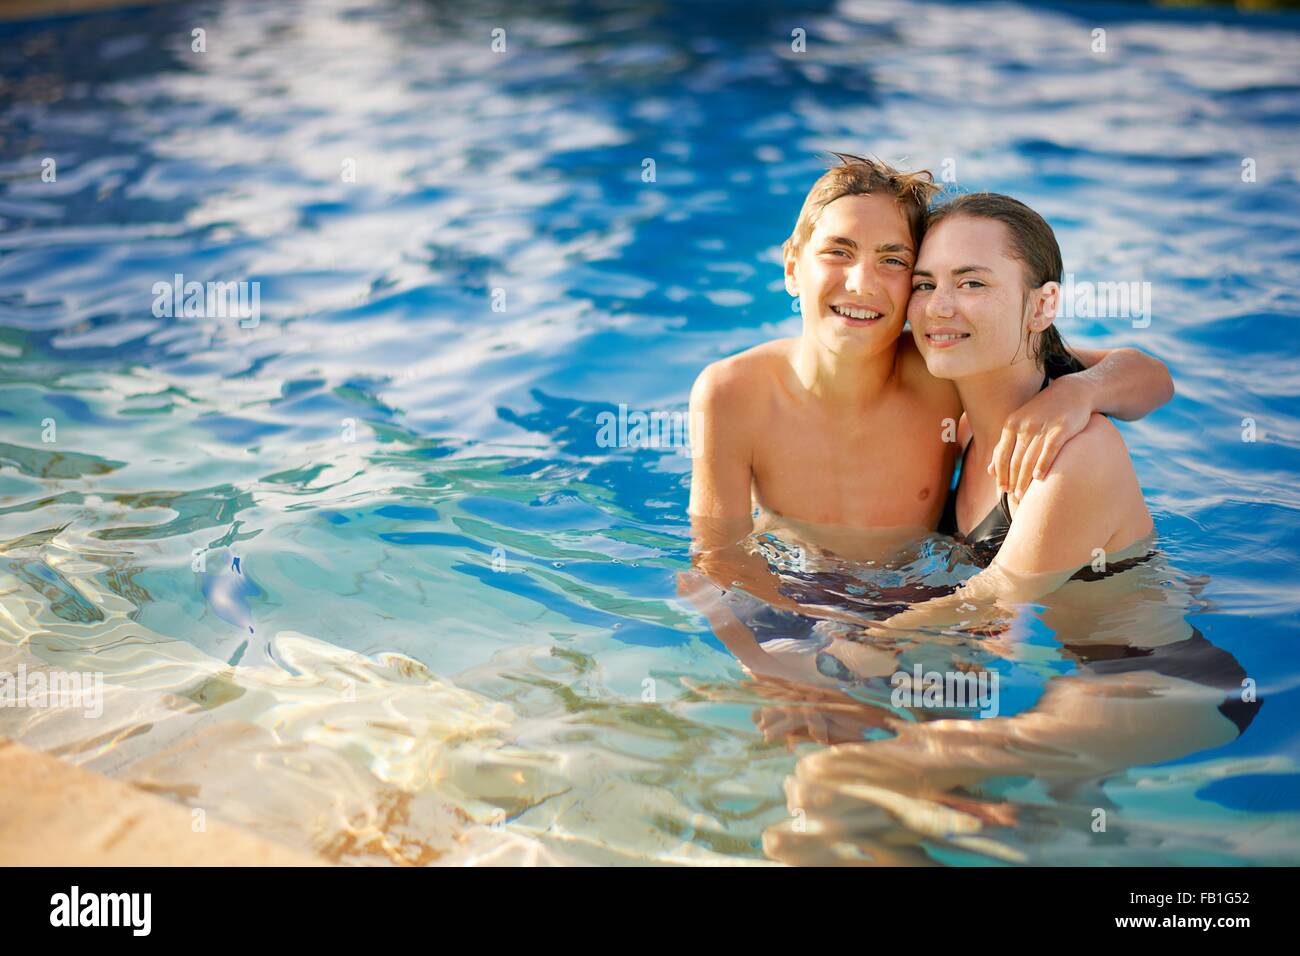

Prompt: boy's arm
xmin=1068 ymin=346 xmax=1175 ymax=421
xmin=687 ymin=361 xmax=755 ymax=528
xmin=687 ymin=363 xmax=803 ymax=615
xmin=681 ymin=364 xmax=817 ymax=681
xmin=991 ymin=346 xmax=1173 ymax=501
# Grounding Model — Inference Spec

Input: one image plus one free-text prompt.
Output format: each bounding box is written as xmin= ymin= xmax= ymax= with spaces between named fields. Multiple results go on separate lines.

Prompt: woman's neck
xmin=956 ymin=357 xmax=1047 ymax=460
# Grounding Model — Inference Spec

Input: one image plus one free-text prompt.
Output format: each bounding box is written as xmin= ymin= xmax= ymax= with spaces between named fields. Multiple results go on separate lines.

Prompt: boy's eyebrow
xmin=876 ymin=242 xmax=914 ymax=255
xmin=823 ymin=237 xmax=915 ymax=255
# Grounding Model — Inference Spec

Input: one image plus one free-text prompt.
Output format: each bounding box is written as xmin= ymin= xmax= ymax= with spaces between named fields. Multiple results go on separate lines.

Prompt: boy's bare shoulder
xmin=690 ymin=338 xmax=795 ymax=413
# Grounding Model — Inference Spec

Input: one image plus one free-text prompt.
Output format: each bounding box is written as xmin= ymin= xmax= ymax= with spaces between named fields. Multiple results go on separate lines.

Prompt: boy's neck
xmin=957 ymin=358 xmax=1047 ymax=457
xmin=792 ymin=331 xmax=899 ymax=407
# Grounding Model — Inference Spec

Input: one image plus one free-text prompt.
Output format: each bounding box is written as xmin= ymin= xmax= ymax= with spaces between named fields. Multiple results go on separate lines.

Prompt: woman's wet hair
xmin=925 ymin=192 xmax=1075 ymax=371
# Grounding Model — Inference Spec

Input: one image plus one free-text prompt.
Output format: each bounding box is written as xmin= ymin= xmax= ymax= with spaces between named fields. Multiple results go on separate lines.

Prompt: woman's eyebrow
xmin=912 ymin=264 xmax=993 ymax=278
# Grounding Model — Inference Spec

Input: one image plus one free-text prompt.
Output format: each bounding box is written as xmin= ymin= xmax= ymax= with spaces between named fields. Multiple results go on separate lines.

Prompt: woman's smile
xmin=923 ymin=328 xmax=972 ymax=348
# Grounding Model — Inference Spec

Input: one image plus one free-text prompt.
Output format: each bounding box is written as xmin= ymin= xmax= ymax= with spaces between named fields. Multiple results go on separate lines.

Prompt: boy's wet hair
xmin=926 ymin=192 xmax=1075 ymax=372
xmin=783 ymin=152 xmax=939 ymax=259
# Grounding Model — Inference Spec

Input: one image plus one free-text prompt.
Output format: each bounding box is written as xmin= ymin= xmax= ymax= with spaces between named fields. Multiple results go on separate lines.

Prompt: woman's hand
xmin=989 ymin=373 xmax=1095 ymax=501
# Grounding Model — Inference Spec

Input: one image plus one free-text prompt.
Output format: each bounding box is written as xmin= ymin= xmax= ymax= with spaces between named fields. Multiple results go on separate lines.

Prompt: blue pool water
xmin=1 ymin=0 xmax=1298 ymax=864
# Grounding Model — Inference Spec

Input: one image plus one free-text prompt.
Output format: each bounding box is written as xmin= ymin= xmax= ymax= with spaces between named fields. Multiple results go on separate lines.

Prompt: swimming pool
xmin=1 ymin=0 xmax=1298 ymax=864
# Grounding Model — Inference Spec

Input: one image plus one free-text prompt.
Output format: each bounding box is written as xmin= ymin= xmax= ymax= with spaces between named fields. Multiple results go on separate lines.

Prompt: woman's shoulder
xmin=1003 ymin=413 xmax=1149 ymax=571
xmin=1047 ymin=413 xmax=1135 ymax=487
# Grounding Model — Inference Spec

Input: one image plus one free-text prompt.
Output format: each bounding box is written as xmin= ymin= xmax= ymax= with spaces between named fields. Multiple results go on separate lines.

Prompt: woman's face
xmin=908 ymin=215 xmax=1050 ymax=381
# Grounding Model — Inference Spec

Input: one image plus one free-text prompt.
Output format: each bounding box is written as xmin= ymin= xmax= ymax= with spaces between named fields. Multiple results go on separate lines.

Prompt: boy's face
xmin=785 ymin=193 xmax=915 ymax=358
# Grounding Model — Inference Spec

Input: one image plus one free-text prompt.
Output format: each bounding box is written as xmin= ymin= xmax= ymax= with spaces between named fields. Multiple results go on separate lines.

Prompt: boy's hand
xmin=989 ymin=374 xmax=1095 ymax=501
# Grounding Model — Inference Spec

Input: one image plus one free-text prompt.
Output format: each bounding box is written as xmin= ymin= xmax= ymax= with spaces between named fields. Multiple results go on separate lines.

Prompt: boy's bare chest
xmin=750 ymin=399 xmax=955 ymax=529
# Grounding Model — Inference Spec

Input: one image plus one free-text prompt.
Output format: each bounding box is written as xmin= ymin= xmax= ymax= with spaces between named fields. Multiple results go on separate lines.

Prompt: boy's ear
xmin=1030 ymin=281 xmax=1060 ymax=332
xmin=783 ymin=244 xmax=799 ymax=297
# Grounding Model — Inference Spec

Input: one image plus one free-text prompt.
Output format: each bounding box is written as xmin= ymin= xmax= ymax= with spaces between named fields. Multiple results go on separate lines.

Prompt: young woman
xmin=920 ymin=194 xmax=1152 ymax=576
xmin=837 ymin=196 xmax=1256 ymax=708
xmin=872 ymin=193 xmax=1258 ymax=732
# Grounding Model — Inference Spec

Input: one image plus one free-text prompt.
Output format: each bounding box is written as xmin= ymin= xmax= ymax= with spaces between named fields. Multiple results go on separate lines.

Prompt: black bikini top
xmin=937 ymin=441 xmax=1011 ymax=559
xmin=937 ymin=353 xmax=1152 ymax=580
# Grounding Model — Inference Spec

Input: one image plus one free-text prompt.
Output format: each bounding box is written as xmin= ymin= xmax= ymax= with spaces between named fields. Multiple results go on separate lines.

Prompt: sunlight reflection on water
xmin=0 ymin=0 xmax=1297 ymax=864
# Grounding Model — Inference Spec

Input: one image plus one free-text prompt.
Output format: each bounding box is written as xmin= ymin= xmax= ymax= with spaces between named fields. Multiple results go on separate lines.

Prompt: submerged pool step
xmin=0 ymin=739 xmax=325 ymax=867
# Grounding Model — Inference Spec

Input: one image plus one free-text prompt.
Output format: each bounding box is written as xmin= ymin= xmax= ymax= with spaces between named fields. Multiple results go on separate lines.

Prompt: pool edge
xmin=0 ymin=737 xmax=328 ymax=867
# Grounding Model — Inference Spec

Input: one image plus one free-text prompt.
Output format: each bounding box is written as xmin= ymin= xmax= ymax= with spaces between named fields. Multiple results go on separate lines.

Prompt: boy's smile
xmin=829 ymin=302 xmax=884 ymax=326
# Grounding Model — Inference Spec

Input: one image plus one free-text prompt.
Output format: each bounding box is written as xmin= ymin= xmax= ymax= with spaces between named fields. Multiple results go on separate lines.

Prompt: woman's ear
xmin=1029 ymin=281 xmax=1060 ymax=332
